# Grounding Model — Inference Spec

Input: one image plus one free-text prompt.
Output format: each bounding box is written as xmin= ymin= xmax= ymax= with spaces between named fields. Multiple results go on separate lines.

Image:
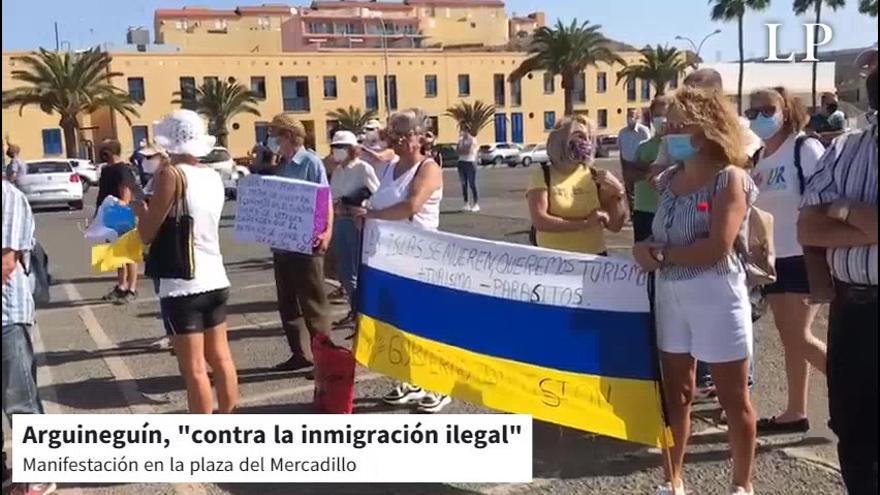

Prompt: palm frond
xmin=616 ymin=44 xmax=691 ymax=96
xmin=326 ymin=105 xmax=377 ymax=131
xmin=444 ymin=100 xmax=495 ymax=134
xmin=860 ymin=0 xmax=878 ymax=15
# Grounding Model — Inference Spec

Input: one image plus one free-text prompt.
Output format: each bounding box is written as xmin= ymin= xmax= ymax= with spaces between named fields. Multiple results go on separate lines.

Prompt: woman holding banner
xmin=632 ymin=87 xmax=757 ymax=495
xmin=134 ymin=110 xmax=239 ymax=415
xmin=355 ymin=108 xmax=448 ymax=413
xmin=526 ymin=115 xmax=628 ymax=255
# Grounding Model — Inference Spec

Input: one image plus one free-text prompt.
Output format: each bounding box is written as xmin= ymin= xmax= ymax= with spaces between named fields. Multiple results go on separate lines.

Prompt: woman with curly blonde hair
xmin=632 ymin=87 xmax=758 ymax=495
xmin=526 ymin=115 xmax=628 ymax=254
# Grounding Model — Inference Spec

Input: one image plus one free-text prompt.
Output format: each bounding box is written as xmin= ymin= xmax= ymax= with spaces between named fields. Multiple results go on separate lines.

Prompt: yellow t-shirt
xmin=528 ymin=165 xmax=606 ymax=254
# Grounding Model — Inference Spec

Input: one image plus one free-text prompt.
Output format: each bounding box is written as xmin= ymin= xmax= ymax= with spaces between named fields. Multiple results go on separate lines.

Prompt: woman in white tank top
xmin=135 ymin=110 xmax=238 ymax=415
xmin=359 ymin=108 xmax=448 ymax=412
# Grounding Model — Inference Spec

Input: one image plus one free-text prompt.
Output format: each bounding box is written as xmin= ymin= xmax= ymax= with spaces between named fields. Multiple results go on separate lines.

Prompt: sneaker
xmin=382 ymin=383 xmax=426 ymax=405
xmin=101 ymin=285 xmax=127 ymax=302
xmin=730 ymin=486 xmax=753 ymax=495
xmin=417 ymin=392 xmax=452 ymax=413
xmin=25 ymin=483 xmax=57 ymax=495
xmin=272 ymin=355 xmax=313 ymax=372
xmin=116 ymin=289 xmax=137 ymax=305
xmin=461 ymin=203 xmax=473 ymax=213
xmin=147 ymin=337 xmax=171 ymax=350
xmin=654 ymin=482 xmax=686 ymax=495
xmin=470 ymin=203 xmax=481 ymax=213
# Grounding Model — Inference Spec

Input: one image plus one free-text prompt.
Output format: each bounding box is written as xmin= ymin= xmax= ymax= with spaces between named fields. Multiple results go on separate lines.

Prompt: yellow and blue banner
xmin=354 ymin=220 xmax=669 ymax=447
xmin=91 ymin=230 xmax=144 ymax=273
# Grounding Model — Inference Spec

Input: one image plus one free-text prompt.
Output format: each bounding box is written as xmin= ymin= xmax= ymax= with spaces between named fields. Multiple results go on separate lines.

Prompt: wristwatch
xmin=828 ymin=201 xmax=851 ymax=222
xmin=650 ymin=246 xmax=667 ymax=265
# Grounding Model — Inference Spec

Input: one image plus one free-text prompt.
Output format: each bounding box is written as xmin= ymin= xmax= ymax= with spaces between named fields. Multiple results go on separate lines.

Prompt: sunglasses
xmin=387 ymin=130 xmax=416 ymax=141
xmin=744 ymin=106 xmax=778 ymax=120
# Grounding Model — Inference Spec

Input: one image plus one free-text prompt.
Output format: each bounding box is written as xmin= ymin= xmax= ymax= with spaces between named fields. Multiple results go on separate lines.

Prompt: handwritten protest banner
xmin=234 ymin=175 xmax=330 ymax=254
xmin=355 ymin=220 xmax=669 ymax=447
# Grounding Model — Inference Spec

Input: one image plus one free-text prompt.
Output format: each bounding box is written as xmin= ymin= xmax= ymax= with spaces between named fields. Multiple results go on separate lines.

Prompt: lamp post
xmin=675 ymin=29 xmax=722 ymax=64
xmin=366 ymin=9 xmax=392 ymax=120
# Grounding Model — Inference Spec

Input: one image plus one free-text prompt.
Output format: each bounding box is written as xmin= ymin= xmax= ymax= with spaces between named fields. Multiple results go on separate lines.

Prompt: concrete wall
xmin=420 ymin=6 xmax=509 ymax=47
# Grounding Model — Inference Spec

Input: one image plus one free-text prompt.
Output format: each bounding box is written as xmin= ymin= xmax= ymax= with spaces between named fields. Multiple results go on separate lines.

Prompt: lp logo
xmin=764 ymin=23 xmax=833 ymax=62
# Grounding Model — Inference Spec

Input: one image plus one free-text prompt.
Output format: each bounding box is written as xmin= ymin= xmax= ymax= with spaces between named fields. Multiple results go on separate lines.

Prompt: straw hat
xmin=269 ymin=113 xmax=306 ymax=137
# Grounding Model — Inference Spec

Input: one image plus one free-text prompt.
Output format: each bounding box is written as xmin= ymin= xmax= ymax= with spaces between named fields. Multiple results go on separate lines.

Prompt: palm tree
xmin=326 ymin=105 xmax=378 ymax=132
xmin=510 ymin=20 xmax=623 ymax=116
xmin=172 ymin=79 xmax=260 ymax=147
xmin=794 ymin=0 xmax=846 ymax=109
xmin=860 ymin=0 xmax=878 ymax=15
xmin=445 ymin=101 xmax=496 ymax=135
xmin=710 ymin=0 xmax=772 ymax=113
xmin=616 ymin=45 xmax=693 ymax=98
xmin=1 ymin=48 xmax=139 ymax=158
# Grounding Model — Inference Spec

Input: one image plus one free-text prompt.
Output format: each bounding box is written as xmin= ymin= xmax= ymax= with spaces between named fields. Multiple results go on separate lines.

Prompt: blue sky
xmin=2 ymin=0 xmax=877 ymax=60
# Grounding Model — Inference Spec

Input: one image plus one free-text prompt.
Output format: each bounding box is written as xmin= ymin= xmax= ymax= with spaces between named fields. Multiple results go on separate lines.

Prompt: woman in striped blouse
xmin=633 ymin=87 xmax=758 ymax=495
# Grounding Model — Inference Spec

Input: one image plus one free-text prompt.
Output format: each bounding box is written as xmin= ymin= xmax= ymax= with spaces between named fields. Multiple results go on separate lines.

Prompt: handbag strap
xmin=166 ymin=165 xmax=189 ymax=217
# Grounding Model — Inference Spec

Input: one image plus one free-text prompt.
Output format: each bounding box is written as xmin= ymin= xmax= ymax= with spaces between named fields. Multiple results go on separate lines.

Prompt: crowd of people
xmin=2 ymin=44 xmax=877 ymax=495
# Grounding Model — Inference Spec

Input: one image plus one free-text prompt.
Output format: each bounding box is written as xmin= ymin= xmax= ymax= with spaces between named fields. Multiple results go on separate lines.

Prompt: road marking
xmin=60 ymin=283 xmax=208 ymax=495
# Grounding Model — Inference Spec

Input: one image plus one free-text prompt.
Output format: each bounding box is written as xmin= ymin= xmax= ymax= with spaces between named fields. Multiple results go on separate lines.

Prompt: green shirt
xmin=633 ymin=137 xmax=661 ymax=213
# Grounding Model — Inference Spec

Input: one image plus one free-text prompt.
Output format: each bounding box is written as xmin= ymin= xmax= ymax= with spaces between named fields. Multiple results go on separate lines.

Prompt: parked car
xmin=199 ymin=147 xmax=239 ymax=199
xmin=434 ymin=143 xmax=459 ymax=168
xmin=595 ymin=135 xmax=619 ymax=158
xmin=67 ymin=158 xmax=100 ymax=192
xmin=513 ymin=143 xmax=549 ymax=168
xmin=479 ymin=143 xmax=523 ymax=166
xmin=20 ymin=160 xmax=84 ymax=210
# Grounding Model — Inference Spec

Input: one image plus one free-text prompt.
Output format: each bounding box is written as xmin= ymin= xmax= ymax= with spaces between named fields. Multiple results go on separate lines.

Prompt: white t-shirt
xmin=618 ymin=123 xmax=652 ymax=162
xmin=330 ymin=158 xmax=380 ymax=201
xmin=751 ymin=132 xmax=825 ymax=258
xmin=457 ymin=134 xmax=478 ymax=162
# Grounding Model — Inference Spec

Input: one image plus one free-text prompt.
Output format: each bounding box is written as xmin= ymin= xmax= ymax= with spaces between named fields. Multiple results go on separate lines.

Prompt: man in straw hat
xmin=266 ymin=113 xmax=334 ymax=372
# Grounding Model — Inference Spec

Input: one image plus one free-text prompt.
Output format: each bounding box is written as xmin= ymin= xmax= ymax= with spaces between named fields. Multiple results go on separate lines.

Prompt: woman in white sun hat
xmin=134 ymin=109 xmax=238 ymax=414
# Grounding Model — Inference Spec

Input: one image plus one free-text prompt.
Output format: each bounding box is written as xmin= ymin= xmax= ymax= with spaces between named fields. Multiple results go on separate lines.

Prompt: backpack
xmin=752 ymin=135 xmax=822 ymax=195
xmin=27 ymin=242 xmax=52 ymax=306
xmin=528 ymin=164 xmax=552 ymax=246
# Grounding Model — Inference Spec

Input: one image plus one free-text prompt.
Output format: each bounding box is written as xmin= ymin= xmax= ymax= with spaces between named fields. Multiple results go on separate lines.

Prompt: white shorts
xmin=655 ymin=270 xmax=753 ymax=363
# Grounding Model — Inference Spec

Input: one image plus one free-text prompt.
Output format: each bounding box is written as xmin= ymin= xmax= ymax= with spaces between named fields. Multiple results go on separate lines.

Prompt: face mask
xmin=331 ymin=148 xmax=349 ymax=162
xmin=142 ymin=156 xmax=163 ymax=174
xmin=364 ymin=130 xmax=379 ymax=142
xmin=749 ymin=112 xmax=784 ymax=140
xmin=665 ymin=134 xmax=699 ymax=162
xmin=267 ymin=137 xmax=281 ymax=154
xmin=652 ymin=117 xmax=667 ymax=132
xmin=568 ymin=137 xmax=594 ymax=162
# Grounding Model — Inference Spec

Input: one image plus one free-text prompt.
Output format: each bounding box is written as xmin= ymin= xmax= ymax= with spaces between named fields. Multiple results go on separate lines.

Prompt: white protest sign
xmin=234 ymin=175 xmax=330 ymax=254
xmin=361 ymin=219 xmax=649 ymax=313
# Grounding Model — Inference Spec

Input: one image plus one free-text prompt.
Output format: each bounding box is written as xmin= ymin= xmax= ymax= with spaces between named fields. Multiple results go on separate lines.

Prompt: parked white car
xmin=478 ymin=143 xmax=523 ymax=166
xmin=514 ymin=143 xmax=550 ymax=168
xmin=67 ymin=158 xmax=100 ymax=192
xmin=199 ymin=147 xmax=240 ymax=199
xmin=20 ymin=160 xmax=84 ymax=210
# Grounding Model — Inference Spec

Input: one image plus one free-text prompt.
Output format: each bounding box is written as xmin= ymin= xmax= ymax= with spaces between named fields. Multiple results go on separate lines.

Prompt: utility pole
xmin=54 ymin=21 xmax=60 ymax=51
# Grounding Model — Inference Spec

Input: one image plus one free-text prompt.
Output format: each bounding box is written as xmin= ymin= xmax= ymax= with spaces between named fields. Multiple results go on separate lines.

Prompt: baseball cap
xmin=331 ymin=130 xmax=359 ymax=147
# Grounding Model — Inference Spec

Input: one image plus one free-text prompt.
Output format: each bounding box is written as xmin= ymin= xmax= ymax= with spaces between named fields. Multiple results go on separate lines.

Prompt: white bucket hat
xmin=331 ymin=130 xmax=359 ymax=147
xmin=363 ymin=119 xmax=382 ymax=131
xmin=153 ymin=110 xmax=216 ymax=157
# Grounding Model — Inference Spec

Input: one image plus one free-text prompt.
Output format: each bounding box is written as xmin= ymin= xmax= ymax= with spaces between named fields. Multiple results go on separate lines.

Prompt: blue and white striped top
xmin=801 ymin=125 xmax=878 ymax=286
xmin=2 ymin=179 xmax=36 ymax=326
xmin=652 ymin=166 xmax=758 ymax=281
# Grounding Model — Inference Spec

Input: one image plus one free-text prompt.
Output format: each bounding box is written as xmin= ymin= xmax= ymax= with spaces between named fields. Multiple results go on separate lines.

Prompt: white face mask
xmin=331 ymin=148 xmax=349 ymax=162
xmin=142 ymin=156 xmax=163 ymax=174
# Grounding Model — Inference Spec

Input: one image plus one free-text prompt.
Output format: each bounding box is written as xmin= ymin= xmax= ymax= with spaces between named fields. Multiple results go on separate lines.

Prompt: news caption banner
xmin=354 ymin=220 xmax=670 ymax=448
xmin=13 ymin=415 xmax=531 ymax=483
xmin=233 ymin=175 xmax=330 ymax=255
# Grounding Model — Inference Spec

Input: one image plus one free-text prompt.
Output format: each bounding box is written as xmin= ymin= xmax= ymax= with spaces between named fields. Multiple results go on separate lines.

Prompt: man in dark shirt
xmin=95 ymin=139 xmax=140 ymax=303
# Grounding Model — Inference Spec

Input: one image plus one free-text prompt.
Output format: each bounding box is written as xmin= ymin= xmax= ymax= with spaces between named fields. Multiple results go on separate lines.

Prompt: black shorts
xmin=762 ymin=256 xmax=810 ymax=295
xmin=160 ymin=288 xmax=230 ymax=336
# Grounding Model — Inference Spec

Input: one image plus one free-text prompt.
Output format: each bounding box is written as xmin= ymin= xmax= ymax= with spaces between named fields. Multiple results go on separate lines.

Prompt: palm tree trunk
xmin=562 ymin=73 xmax=574 ymax=116
xmin=812 ymin=1 xmax=822 ymax=110
xmin=60 ymin=116 xmax=79 ymax=159
xmin=737 ymin=14 xmax=745 ymax=115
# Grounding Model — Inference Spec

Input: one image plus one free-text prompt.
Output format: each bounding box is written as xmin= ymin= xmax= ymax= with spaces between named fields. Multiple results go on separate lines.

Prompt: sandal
xmin=757 ymin=416 xmax=810 ymax=435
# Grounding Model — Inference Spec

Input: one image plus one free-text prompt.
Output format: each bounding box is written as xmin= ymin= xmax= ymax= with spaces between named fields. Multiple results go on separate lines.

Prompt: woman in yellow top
xmin=527 ymin=115 xmax=628 ymax=254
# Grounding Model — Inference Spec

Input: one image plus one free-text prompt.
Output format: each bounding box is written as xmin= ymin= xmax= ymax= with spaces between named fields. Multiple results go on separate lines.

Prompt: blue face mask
xmin=267 ymin=137 xmax=281 ymax=154
xmin=749 ymin=113 xmax=784 ymax=140
xmin=665 ymin=134 xmax=699 ymax=162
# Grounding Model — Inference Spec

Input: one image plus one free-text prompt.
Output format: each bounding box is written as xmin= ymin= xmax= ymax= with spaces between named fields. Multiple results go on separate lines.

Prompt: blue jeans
xmin=457 ymin=161 xmax=479 ymax=204
xmin=2 ymin=324 xmax=44 ymax=456
xmin=331 ymin=217 xmax=360 ymax=312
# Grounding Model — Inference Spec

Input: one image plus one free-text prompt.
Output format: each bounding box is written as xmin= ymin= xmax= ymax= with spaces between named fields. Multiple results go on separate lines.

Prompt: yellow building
xmin=2 ymin=1 xmax=659 ymax=160
xmin=3 ymin=49 xmax=654 ymax=160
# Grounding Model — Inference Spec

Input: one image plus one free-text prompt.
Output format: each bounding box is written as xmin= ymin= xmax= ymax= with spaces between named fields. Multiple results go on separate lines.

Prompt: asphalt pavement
xmin=10 ymin=160 xmax=844 ymax=494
